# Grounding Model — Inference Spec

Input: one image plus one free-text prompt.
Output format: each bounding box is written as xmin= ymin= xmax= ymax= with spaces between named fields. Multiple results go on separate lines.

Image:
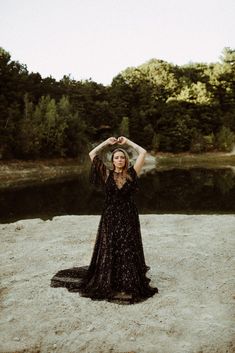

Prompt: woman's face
xmin=112 ymin=151 xmax=126 ymax=169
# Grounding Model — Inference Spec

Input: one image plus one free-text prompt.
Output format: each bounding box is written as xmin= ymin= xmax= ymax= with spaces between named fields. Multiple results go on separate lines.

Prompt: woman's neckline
xmin=113 ymin=170 xmax=123 ymax=174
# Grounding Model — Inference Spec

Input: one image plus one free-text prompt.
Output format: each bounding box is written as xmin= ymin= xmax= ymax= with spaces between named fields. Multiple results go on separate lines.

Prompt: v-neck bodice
xmin=112 ymin=170 xmax=127 ymax=190
xmin=104 ymin=167 xmax=139 ymax=205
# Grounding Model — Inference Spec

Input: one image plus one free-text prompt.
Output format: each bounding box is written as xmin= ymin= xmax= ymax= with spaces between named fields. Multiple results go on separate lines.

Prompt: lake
xmin=0 ymin=167 xmax=235 ymax=223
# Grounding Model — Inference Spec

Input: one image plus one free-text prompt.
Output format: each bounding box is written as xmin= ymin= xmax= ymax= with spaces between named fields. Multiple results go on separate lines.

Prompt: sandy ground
xmin=0 ymin=214 xmax=234 ymax=353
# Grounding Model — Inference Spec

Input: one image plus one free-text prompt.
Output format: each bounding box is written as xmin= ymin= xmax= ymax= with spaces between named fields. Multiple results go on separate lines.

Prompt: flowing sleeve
xmin=89 ymin=155 xmax=108 ymax=187
xmin=128 ymin=165 xmax=139 ymax=191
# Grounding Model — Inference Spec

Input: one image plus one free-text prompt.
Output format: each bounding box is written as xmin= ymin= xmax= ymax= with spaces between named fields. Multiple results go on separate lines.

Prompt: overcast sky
xmin=1 ymin=0 xmax=234 ymax=85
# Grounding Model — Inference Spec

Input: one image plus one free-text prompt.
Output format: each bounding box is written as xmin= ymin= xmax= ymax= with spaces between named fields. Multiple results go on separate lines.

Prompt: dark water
xmin=0 ymin=167 xmax=235 ymax=223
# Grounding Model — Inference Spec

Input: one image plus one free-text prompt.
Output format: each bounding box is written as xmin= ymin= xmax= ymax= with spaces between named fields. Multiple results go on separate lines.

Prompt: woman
xmin=51 ymin=136 xmax=158 ymax=304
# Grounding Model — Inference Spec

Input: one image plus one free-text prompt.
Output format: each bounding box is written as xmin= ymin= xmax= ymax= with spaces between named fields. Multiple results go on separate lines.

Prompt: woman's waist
xmin=104 ymin=197 xmax=136 ymax=207
xmin=103 ymin=199 xmax=138 ymax=214
xmin=105 ymin=194 xmax=134 ymax=202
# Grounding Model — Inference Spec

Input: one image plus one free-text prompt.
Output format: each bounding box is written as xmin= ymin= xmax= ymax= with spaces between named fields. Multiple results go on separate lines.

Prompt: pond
xmin=0 ymin=167 xmax=235 ymax=223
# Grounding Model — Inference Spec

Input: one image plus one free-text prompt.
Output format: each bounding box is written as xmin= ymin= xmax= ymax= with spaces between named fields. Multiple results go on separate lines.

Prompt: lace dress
xmin=50 ymin=155 xmax=158 ymax=304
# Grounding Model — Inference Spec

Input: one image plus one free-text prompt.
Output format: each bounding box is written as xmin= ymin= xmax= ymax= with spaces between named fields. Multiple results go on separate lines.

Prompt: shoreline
xmin=1 ymin=214 xmax=234 ymax=353
xmin=0 ymin=152 xmax=235 ymax=190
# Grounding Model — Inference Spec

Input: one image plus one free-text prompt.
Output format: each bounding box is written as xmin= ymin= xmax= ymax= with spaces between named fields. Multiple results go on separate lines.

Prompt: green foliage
xmin=0 ymin=46 xmax=235 ymax=158
xmin=143 ymin=124 xmax=155 ymax=150
xmin=16 ymin=95 xmax=88 ymax=158
xmin=220 ymin=47 xmax=235 ymax=65
xmin=152 ymin=133 xmax=160 ymax=151
xmin=216 ymin=126 xmax=235 ymax=152
xmin=119 ymin=116 xmax=130 ymax=137
xmin=176 ymin=82 xmax=213 ymax=104
xmin=203 ymin=133 xmax=216 ymax=152
xmin=190 ymin=132 xmax=217 ymax=153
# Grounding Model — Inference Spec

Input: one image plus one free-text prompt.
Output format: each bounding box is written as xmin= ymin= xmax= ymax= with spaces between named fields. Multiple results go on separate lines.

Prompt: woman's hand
xmin=117 ymin=136 xmax=147 ymax=176
xmin=89 ymin=137 xmax=117 ymax=161
xmin=117 ymin=136 xmax=128 ymax=145
xmin=106 ymin=137 xmax=118 ymax=145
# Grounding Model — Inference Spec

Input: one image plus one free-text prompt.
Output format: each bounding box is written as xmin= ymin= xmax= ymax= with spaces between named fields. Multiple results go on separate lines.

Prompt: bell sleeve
xmin=89 ymin=155 xmax=108 ymax=187
xmin=128 ymin=165 xmax=139 ymax=191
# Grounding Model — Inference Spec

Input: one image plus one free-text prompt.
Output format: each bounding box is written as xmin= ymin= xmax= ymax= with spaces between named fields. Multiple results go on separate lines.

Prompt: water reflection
xmin=136 ymin=168 xmax=235 ymax=214
xmin=0 ymin=167 xmax=234 ymax=223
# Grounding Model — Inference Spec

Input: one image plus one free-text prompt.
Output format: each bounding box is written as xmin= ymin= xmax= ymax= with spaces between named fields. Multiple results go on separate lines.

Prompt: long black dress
xmin=50 ymin=155 xmax=158 ymax=304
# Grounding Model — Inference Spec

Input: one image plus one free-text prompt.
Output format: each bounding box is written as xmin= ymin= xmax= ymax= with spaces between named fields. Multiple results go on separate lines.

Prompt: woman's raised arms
xmin=117 ymin=136 xmax=147 ymax=176
xmin=89 ymin=137 xmax=117 ymax=161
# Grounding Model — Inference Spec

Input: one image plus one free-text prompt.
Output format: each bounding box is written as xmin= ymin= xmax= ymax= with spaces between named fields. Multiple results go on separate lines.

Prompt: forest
xmin=0 ymin=46 xmax=234 ymax=160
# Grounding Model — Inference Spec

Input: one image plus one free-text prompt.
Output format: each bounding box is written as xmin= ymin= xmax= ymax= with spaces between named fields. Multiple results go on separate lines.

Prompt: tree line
xmin=0 ymin=46 xmax=234 ymax=159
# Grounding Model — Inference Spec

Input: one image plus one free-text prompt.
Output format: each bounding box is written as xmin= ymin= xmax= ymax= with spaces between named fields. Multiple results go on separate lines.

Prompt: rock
xmin=87 ymin=325 xmax=95 ymax=332
xmin=7 ymin=316 xmax=14 ymax=322
xmin=15 ymin=223 xmax=24 ymax=231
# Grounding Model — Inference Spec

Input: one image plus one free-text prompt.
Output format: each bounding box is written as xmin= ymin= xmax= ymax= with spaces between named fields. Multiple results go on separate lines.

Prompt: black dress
xmin=50 ymin=155 xmax=158 ymax=304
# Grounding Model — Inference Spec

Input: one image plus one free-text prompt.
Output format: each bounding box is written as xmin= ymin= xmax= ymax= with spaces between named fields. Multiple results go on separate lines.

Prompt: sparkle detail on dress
xmin=113 ymin=170 xmax=127 ymax=189
xmin=50 ymin=155 xmax=158 ymax=304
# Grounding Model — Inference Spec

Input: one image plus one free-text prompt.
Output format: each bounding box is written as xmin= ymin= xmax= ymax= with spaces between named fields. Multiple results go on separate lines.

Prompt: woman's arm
xmin=118 ymin=136 xmax=147 ymax=175
xmin=89 ymin=137 xmax=117 ymax=161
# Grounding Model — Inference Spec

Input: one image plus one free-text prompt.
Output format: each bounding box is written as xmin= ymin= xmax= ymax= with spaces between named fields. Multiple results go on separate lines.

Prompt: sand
xmin=0 ymin=214 xmax=234 ymax=353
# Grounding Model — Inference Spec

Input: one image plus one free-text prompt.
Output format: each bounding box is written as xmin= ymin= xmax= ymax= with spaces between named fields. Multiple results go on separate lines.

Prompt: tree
xmin=119 ymin=116 xmax=130 ymax=137
xmin=216 ymin=126 xmax=235 ymax=152
xmin=1 ymin=46 xmax=235 ymax=158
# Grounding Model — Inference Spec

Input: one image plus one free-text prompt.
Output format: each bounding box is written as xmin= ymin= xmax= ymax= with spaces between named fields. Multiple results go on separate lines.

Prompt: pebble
xmin=7 ymin=316 xmax=14 ymax=322
xmin=13 ymin=337 xmax=20 ymax=341
xmin=15 ymin=223 xmax=24 ymax=231
xmin=87 ymin=325 xmax=95 ymax=332
xmin=130 ymin=337 xmax=135 ymax=341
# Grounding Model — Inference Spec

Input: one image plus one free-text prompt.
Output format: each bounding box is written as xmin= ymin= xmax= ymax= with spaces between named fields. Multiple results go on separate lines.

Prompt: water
xmin=0 ymin=167 xmax=235 ymax=223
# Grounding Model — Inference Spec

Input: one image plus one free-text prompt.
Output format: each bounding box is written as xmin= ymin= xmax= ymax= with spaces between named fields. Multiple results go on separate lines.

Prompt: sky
xmin=0 ymin=0 xmax=235 ymax=85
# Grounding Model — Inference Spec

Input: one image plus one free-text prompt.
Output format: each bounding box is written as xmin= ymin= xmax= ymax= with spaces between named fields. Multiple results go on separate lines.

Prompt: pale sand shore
xmin=0 ymin=215 xmax=234 ymax=353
